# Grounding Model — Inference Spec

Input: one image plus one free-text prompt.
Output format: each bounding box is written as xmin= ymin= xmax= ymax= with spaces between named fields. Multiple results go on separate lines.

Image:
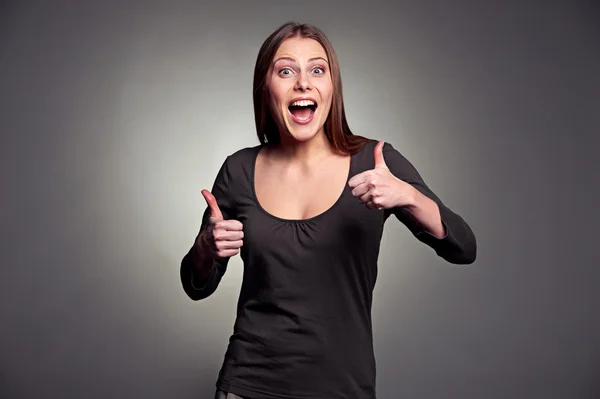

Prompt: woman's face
xmin=267 ymin=37 xmax=333 ymax=143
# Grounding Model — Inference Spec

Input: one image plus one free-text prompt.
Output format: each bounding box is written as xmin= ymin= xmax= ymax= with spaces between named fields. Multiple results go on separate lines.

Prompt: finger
xmin=214 ymin=219 xmax=244 ymax=231
xmin=365 ymin=200 xmax=384 ymax=211
xmin=360 ymin=190 xmax=374 ymax=204
xmin=201 ymin=189 xmax=223 ymax=220
xmin=374 ymin=141 xmax=387 ymax=169
xmin=216 ymin=248 xmax=240 ymax=258
xmin=351 ymin=182 xmax=371 ymax=198
xmin=216 ymin=239 xmax=244 ymax=251
xmin=348 ymin=171 xmax=370 ymax=188
xmin=361 ymin=185 xmax=384 ymax=203
xmin=213 ymin=229 xmax=244 ymax=241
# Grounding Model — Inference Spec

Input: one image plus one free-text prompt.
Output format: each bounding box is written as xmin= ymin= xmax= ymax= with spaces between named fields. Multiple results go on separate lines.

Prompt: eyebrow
xmin=273 ymin=56 xmax=329 ymax=65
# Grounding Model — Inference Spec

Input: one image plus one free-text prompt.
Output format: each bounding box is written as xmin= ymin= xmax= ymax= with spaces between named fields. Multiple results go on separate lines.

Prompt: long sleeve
xmin=382 ymin=142 xmax=477 ymax=264
xmin=180 ymin=156 xmax=236 ymax=300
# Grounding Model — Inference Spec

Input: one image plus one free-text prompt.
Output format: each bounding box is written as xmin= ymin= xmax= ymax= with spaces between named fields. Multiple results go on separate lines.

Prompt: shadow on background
xmin=1 ymin=1 xmax=599 ymax=398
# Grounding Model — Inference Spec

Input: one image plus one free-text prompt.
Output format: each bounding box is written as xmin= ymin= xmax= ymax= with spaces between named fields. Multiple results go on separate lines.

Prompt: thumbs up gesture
xmin=195 ymin=189 xmax=244 ymax=259
xmin=348 ymin=141 xmax=417 ymax=210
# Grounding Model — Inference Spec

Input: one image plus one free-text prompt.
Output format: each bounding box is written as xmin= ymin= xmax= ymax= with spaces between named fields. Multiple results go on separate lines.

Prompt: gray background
xmin=1 ymin=1 xmax=599 ymax=398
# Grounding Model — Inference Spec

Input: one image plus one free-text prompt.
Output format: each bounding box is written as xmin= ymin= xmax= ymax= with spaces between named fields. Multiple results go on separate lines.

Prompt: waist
xmin=218 ymin=324 xmax=376 ymax=399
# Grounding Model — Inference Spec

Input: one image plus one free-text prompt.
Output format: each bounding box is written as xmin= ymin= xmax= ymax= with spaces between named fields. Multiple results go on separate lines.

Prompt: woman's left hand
xmin=348 ymin=141 xmax=418 ymax=210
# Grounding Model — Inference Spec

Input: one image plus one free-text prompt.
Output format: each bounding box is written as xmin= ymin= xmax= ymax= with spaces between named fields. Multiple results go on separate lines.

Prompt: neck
xmin=275 ymin=128 xmax=335 ymax=164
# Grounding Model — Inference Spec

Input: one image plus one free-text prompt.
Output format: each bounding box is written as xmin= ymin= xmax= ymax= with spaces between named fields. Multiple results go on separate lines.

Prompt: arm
xmin=382 ymin=142 xmax=477 ymax=264
xmin=180 ymin=213 xmax=230 ymax=301
xmin=180 ymin=157 xmax=235 ymax=300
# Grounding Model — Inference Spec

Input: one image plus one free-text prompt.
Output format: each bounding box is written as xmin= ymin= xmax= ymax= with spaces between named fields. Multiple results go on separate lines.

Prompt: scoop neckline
xmin=250 ymin=144 xmax=355 ymax=223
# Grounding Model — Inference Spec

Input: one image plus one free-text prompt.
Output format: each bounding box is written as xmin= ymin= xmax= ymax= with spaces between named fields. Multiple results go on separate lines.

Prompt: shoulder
xmin=214 ymin=144 xmax=262 ymax=187
xmin=218 ymin=144 xmax=262 ymax=173
xmin=353 ymin=138 xmax=424 ymax=181
xmin=353 ymin=138 xmax=407 ymax=166
xmin=224 ymin=144 xmax=262 ymax=165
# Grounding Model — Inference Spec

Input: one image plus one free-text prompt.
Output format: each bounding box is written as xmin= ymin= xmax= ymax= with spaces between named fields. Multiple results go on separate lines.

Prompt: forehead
xmin=273 ymin=37 xmax=327 ymax=62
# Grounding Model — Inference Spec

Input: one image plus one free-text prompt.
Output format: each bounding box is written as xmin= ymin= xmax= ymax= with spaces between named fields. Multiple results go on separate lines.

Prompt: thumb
xmin=201 ymin=189 xmax=224 ymax=220
xmin=374 ymin=141 xmax=387 ymax=169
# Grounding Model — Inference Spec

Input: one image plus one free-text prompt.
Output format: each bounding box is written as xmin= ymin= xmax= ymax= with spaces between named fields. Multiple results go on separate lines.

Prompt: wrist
xmin=193 ymin=232 xmax=214 ymax=263
xmin=396 ymin=182 xmax=420 ymax=210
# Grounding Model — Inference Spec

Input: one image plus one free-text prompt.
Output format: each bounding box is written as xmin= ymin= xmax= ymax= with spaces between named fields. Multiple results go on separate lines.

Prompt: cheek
xmin=268 ymin=87 xmax=287 ymax=110
xmin=266 ymin=87 xmax=281 ymax=111
xmin=266 ymin=92 xmax=285 ymax=125
xmin=320 ymin=88 xmax=334 ymax=113
xmin=320 ymin=80 xmax=334 ymax=105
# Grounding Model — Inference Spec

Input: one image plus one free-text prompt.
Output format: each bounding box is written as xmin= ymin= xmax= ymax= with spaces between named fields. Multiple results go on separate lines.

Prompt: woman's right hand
xmin=195 ymin=189 xmax=244 ymax=259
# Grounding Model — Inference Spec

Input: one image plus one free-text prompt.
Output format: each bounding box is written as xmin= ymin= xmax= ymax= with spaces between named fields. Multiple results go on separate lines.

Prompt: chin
xmin=283 ymin=122 xmax=324 ymax=142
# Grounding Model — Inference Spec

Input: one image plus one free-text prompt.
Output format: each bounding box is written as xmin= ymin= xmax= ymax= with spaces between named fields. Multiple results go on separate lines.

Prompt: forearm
xmin=395 ymin=185 xmax=477 ymax=264
xmin=381 ymin=142 xmax=477 ymax=264
xmin=190 ymin=233 xmax=217 ymax=280
xmin=180 ymin=233 xmax=225 ymax=301
xmin=404 ymin=188 xmax=446 ymax=238
xmin=180 ymin=154 xmax=235 ymax=300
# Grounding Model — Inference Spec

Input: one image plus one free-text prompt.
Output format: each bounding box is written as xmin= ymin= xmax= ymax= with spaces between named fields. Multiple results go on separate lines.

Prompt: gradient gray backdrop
xmin=2 ymin=1 xmax=599 ymax=398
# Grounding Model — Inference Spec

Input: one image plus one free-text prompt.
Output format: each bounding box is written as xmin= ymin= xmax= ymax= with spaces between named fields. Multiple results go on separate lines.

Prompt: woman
xmin=181 ymin=22 xmax=477 ymax=399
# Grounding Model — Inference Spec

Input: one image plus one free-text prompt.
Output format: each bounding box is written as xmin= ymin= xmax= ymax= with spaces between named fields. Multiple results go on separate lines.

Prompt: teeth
xmin=290 ymin=100 xmax=315 ymax=107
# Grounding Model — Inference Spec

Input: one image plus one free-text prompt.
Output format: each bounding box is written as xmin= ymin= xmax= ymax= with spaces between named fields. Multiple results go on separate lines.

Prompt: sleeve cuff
xmin=414 ymin=218 xmax=459 ymax=252
xmin=414 ymin=219 xmax=449 ymax=241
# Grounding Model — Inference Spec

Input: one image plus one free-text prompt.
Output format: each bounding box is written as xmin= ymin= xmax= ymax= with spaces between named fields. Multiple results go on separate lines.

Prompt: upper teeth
xmin=291 ymin=100 xmax=315 ymax=107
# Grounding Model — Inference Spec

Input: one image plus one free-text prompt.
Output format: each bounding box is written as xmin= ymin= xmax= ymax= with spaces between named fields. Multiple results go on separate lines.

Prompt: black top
xmin=181 ymin=140 xmax=476 ymax=399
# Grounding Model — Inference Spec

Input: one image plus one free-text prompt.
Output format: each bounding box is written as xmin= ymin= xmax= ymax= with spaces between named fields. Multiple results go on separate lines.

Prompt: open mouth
xmin=288 ymin=99 xmax=318 ymax=124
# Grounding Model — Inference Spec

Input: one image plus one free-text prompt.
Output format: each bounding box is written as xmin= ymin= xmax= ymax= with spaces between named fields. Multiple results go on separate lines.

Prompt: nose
xmin=294 ymin=72 xmax=312 ymax=91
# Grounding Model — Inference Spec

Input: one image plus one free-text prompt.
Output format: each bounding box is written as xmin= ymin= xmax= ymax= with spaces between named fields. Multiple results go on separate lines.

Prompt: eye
xmin=312 ymin=66 xmax=325 ymax=75
xmin=278 ymin=67 xmax=294 ymax=76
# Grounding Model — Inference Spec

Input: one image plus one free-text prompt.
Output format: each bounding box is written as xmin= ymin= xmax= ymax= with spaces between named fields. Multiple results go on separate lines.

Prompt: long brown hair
xmin=252 ymin=22 xmax=372 ymax=155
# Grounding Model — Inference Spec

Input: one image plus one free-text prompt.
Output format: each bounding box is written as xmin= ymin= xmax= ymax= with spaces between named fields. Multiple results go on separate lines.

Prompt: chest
xmin=254 ymin=154 xmax=351 ymax=221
